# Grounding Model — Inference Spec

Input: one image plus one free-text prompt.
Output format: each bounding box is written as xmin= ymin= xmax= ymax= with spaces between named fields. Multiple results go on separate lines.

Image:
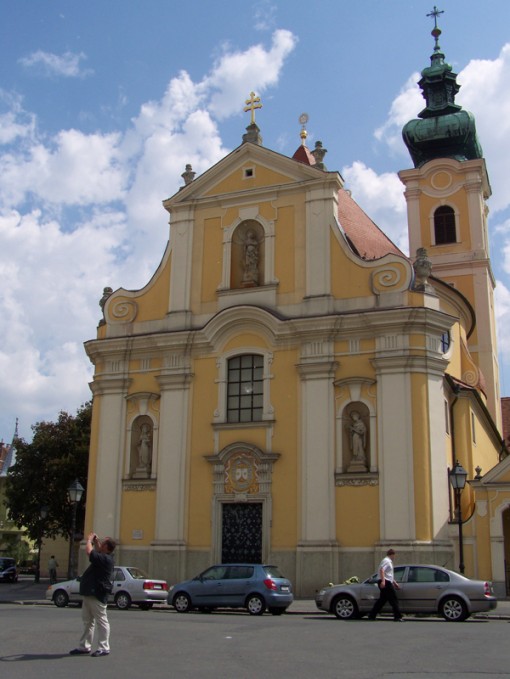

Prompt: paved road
xmin=1 ymin=600 xmax=509 ymax=679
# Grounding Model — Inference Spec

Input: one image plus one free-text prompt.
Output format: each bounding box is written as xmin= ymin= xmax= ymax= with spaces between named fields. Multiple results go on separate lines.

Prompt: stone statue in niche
xmin=132 ymin=421 xmax=152 ymax=478
xmin=241 ymin=230 xmax=260 ymax=287
xmin=347 ymin=410 xmax=368 ymax=472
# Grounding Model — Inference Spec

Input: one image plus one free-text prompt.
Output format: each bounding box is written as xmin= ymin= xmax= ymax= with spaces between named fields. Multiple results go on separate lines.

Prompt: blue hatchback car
xmin=168 ymin=563 xmax=293 ymax=615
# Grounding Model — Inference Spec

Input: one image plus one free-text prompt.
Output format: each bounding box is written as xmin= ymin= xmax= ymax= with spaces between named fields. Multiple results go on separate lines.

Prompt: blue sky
xmin=1 ymin=0 xmax=510 ymax=441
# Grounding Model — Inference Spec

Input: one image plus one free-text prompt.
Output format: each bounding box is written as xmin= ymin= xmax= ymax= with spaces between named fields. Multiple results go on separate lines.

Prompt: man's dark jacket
xmin=79 ymin=550 xmax=114 ymax=604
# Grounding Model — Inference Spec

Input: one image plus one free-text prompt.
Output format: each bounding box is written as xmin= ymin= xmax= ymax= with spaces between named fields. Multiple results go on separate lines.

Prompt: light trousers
xmin=79 ymin=595 xmax=110 ymax=651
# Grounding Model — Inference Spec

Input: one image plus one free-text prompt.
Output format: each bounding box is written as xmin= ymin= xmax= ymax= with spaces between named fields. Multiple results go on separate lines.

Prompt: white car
xmin=46 ymin=566 xmax=169 ymax=610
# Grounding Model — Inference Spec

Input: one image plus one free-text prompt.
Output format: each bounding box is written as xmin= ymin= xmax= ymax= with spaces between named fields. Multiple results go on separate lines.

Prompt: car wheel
xmin=332 ymin=595 xmax=359 ymax=620
xmin=246 ymin=594 xmax=265 ymax=616
xmin=440 ymin=596 xmax=468 ymax=622
xmin=268 ymin=607 xmax=285 ymax=615
xmin=173 ymin=592 xmax=192 ymax=613
xmin=115 ymin=591 xmax=132 ymax=610
xmin=139 ymin=603 xmax=153 ymax=610
xmin=53 ymin=590 xmax=69 ymax=608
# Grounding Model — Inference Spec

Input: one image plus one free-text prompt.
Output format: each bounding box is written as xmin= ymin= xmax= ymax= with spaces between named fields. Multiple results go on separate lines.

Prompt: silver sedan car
xmin=46 ymin=566 xmax=169 ymax=610
xmin=315 ymin=564 xmax=497 ymax=622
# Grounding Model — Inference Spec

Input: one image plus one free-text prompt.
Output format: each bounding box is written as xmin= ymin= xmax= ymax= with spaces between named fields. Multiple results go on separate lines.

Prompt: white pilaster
xmin=305 ymin=187 xmax=336 ymax=298
xmin=372 ymin=354 xmax=416 ymax=541
xmin=296 ymin=352 xmax=337 ymax=542
xmin=154 ymin=360 xmax=193 ymax=544
xmin=168 ymin=206 xmax=194 ymax=318
xmin=90 ymin=376 xmax=131 ymax=539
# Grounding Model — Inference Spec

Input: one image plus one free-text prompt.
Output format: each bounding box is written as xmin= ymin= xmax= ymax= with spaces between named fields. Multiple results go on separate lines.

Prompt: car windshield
xmin=0 ymin=558 xmax=14 ymax=568
xmin=126 ymin=567 xmax=148 ymax=579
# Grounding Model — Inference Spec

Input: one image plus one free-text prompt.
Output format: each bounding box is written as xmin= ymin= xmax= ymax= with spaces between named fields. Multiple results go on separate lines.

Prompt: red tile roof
xmin=292 ymin=145 xmax=316 ymax=166
xmin=337 ymin=188 xmax=404 ymax=260
xmin=292 ymin=145 xmax=404 ymax=261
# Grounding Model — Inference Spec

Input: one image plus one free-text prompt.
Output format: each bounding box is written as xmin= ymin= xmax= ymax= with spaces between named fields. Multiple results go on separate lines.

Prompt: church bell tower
xmin=399 ymin=7 xmax=501 ymax=428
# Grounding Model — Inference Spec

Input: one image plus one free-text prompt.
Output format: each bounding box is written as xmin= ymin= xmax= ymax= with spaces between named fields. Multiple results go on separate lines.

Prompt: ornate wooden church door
xmin=221 ymin=503 xmax=262 ymax=563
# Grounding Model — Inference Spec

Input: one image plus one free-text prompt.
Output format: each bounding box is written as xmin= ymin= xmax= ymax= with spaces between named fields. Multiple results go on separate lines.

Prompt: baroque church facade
xmin=83 ymin=22 xmax=510 ymax=596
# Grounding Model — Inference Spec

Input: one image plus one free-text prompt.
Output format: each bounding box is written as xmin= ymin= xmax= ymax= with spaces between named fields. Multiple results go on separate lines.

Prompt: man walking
xmin=47 ymin=555 xmax=59 ymax=584
xmin=368 ymin=548 xmax=403 ymax=621
xmin=69 ymin=531 xmax=116 ymax=657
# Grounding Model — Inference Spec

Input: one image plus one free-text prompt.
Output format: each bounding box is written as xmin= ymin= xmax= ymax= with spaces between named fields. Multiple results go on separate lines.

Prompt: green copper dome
xmin=402 ymin=8 xmax=483 ymax=168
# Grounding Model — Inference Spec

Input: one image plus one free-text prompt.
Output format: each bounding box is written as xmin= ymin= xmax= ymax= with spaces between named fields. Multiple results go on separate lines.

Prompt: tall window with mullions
xmin=227 ymin=355 xmax=264 ymax=423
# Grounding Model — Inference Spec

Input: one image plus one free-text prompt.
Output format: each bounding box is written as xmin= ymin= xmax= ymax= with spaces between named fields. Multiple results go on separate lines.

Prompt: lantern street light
xmin=449 ymin=461 xmax=468 ymax=575
xmin=67 ymin=479 xmax=85 ymax=579
xmin=34 ymin=505 xmax=49 ymax=583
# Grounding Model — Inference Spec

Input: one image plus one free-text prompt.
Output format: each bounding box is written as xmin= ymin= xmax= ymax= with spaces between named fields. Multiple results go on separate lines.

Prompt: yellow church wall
xmin=269 ymin=348 xmax=300 ymax=548
xmin=126 ymin=371 xmax=160 ymax=396
xmin=411 ymin=373 xmax=433 ymax=540
xmin=186 ymin=357 xmax=217 ymax=548
xmin=336 ymin=486 xmax=379 ymax=546
xmin=415 ymin=187 xmax=472 ymax=250
xmin=223 ymin=333 xmax=268 ymax=352
xmin=198 ymin=215 xmax=222 ymax=304
xmin=274 ymin=205 xmax=296 ymax=295
xmin=330 ymin=232 xmax=372 ymax=299
xmin=117 ymin=251 xmax=172 ymax=323
xmin=472 ymin=494 xmax=493 ymax=580
xmin=119 ymin=490 xmax=156 ymax=546
xmin=204 ymin=164 xmax=294 ymax=197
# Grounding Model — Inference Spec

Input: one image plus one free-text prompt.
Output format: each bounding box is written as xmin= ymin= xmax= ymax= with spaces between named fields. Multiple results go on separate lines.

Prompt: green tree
xmin=5 ymin=402 xmax=91 ymax=542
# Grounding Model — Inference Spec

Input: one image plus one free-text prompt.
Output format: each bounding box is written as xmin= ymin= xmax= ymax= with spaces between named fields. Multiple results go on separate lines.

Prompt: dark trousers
xmin=369 ymin=580 xmax=402 ymax=620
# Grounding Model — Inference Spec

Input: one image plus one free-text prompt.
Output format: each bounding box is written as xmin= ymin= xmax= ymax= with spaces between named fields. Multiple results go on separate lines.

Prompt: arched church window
xmin=227 ymin=354 xmax=264 ymax=423
xmin=434 ymin=205 xmax=456 ymax=245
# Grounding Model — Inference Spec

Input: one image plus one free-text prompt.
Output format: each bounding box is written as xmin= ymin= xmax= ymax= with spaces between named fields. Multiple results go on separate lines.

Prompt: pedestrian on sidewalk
xmin=48 ymin=555 xmax=59 ymax=584
xmin=69 ymin=532 xmax=116 ymax=658
xmin=368 ymin=548 xmax=403 ymax=621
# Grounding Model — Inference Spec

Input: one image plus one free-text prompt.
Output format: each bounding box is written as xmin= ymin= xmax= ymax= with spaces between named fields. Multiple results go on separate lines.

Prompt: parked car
xmin=168 ymin=563 xmax=293 ymax=616
xmin=0 ymin=557 xmax=18 ymax=583
xmin=315 ymin=564 xmax=497 ymax=622
xmin=46 ymin=566 xmax=169 ymax=609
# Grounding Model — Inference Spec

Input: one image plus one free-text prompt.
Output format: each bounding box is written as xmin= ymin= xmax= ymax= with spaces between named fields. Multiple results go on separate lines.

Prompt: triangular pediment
xmin=478 ymin=453 xmax=510 ymax=485
xmin=164 ymin=142 xmax=335 ymax=209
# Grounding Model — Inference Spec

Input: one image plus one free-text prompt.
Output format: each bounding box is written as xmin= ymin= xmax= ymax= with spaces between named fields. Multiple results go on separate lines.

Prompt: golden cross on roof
xmin=244 ymin=92 xmax=262 ymax=125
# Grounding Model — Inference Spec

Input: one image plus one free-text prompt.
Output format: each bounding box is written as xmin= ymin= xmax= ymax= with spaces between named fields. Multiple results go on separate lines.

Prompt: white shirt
xmin=378 ymin=556 xmax=394 ymax=582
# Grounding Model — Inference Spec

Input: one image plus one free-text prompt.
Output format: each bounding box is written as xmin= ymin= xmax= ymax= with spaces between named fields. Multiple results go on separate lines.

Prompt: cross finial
xmin=427 ymin=5 xmax=444 ymax=29
xmin=244 ymin=92 xmax=262 ymax=125
xmin=427 ymin=5 xmax=444 ymax=52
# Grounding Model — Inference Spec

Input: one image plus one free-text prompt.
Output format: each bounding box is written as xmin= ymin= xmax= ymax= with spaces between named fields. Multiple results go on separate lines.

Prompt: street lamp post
xmin=449 ymin=460 xmax=468 ymax=575
xmin=34 ymin=505 xmax=48 ymax=583
xmin=67 ymin=479 xmax=85 ymax=579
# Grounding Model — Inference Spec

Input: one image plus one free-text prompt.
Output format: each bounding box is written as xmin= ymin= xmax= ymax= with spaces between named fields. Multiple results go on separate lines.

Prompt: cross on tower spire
xmin=427 ymin=5 xmax=444 ymax=52
xmin=244 ymin=92 xmax=262 ymax=125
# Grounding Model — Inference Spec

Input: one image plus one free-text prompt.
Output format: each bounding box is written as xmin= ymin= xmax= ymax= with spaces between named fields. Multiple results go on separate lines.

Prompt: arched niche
xmin=230 ymin=220 xmax=265 ymax=289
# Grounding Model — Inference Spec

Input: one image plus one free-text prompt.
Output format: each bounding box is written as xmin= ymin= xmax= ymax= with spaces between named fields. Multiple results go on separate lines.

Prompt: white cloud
xmin=0 ymin=130 xmax=127 ymax=208
xmin=0 ymin=31 xmax=298 ymax=439
xmin=341 ymin=161 xmax=408 ymax=253
xmin=495 ymin=281 xmax=510 ymax=371
xmin=18 ymin=50 xmax=92 ymax=78
xmin=202 ymin=29 xmax=297 ymax=120
xmin=374 ymin=73 xmax=422 ymax=156
xmin=253 ymin=1 xmax=278 ymax=32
